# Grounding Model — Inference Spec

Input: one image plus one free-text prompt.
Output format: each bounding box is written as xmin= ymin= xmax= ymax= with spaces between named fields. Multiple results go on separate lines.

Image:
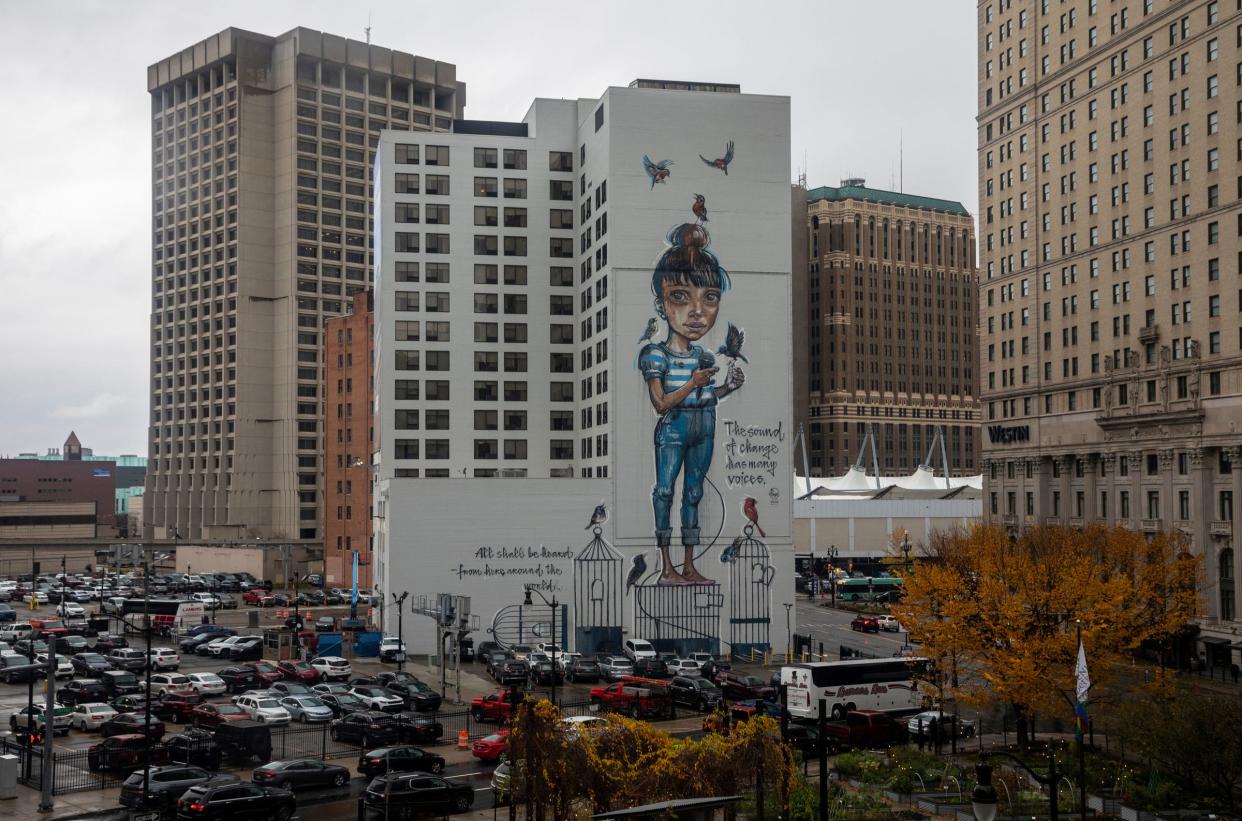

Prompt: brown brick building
xmin=793 ymin=181 xmax=981 ymax=476
xmin=0 ymin=432 xmax=117 ymax=537
xmin=324 ymin=291 xmax=374 ymax=588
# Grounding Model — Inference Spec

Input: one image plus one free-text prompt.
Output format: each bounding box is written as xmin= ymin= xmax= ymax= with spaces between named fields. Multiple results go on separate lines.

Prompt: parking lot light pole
xmin=523 ymin=585 xmax=558 ymax=707
xmin=391 ymin=591 xmax=409 ymax=672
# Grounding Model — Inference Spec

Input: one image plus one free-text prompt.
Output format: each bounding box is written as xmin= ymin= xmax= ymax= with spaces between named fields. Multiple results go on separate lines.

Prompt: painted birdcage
xmin=726 ymin=526 xmax=772 ymax=655
xmin=632 ymin=582 xmax=722 ymax=657
xmin=573 ymin=528 xmax=623 ymax=655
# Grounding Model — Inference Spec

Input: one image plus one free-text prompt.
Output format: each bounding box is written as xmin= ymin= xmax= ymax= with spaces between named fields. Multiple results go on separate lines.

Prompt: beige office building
xmin=977 ymin=1 xmax=1242 ymax=637
xmin=144 ymin=28 xmax=463 ymax=542
xmin=793 ymin=181 xmax=981 ymax=477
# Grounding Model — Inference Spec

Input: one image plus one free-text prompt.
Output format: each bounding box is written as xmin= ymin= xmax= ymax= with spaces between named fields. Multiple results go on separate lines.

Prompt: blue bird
xmin=642 ymin=155 xmax=674 ymax=189
xmin=637 ymin=317 xmax=660 ymax=344
xmin=586 ymin=503 xmax=607 ymax=529
xmin=626 ymin=553 xmax=647 ymax=590
xmin=720 ymin=535 xmax=744 ymax=563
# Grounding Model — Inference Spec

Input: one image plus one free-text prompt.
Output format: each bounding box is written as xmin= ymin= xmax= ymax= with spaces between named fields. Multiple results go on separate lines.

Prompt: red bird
xmin=692 ymin=194 xmax=708 ymax=223
xmin=743 ymin=497 xmax=766 ymax=538
xmin=699 ymin=140 xmax=735 ymax=175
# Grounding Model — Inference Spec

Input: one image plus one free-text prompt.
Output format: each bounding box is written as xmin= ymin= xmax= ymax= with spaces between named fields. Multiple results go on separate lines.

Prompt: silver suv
xmin=598 ymin=655 xmax=634 ymax=682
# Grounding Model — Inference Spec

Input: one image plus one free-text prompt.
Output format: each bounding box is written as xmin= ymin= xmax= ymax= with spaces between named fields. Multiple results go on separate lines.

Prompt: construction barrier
xmin=457 ymin=730 xmax=469 ymax=750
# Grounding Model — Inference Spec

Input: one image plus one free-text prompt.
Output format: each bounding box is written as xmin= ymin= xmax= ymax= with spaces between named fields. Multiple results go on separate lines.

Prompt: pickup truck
xmin=819 ymin=710 xmax=909 ymax=750
xmin=588 ymin=680 xmax=674 ymax=720
xmin=469 ymin=689 xmax=525 ymax=723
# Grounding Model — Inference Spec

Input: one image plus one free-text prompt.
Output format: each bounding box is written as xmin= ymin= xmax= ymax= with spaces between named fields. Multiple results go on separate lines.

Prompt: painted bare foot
xmin=657 ymin=568 xmax=687 ymax=585
xmin=679 ymin=563 xmax=712 ymax=585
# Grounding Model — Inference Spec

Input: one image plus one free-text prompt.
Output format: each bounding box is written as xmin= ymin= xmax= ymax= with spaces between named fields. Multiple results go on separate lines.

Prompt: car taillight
xmin=370 ymin=758 xmax=383 ymax=764
xmin=187 ymin=803 xmax=206 ymax=812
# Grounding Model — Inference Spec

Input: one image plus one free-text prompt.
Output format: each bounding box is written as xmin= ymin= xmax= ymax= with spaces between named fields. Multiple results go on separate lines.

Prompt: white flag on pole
xmin=1075 ymin=639 xmax=1091 ymax=704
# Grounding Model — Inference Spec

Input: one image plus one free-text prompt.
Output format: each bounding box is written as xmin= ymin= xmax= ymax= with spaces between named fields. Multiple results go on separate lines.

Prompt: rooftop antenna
xmin=899 ymin=129 xmax=904 ymax=192
xmin=365 ymin=10 xmax=372 ymax=45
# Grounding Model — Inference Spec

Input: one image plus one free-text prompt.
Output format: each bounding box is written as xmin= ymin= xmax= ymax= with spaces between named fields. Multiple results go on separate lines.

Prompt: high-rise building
xmin=371 ymin=82 xmax=797 ymax=656
xmin=324 ymin=290 xmax=374 ymax=587
xmin=793 ymin=180 xmax=980 ymax=476
xmin=144 ymin=28 xmax=464 ymax=542
xmin=977 ymin=1 xmax=1242 ymax=631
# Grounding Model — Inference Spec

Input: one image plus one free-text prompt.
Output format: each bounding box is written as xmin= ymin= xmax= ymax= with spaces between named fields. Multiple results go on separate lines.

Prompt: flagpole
xmin=1076 ymin=620 xmax=1087 ymax=821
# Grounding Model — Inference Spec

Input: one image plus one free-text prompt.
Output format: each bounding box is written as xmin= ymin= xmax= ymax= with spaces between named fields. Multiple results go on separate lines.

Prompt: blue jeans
xmin=652 ymin=407 xmax=715 ymax=538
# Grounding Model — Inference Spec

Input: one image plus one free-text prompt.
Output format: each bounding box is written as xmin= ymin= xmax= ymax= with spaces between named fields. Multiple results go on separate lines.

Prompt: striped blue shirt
xmin=639 ymin=343 xmax=717 ymax=408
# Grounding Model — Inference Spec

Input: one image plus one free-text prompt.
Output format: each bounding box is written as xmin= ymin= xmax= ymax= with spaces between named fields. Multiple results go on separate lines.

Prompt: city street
xmin=793 ymin=595 xmax=916 ymax=660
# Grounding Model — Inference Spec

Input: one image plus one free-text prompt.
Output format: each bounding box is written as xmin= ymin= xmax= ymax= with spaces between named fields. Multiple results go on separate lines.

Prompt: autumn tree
xmin=899 ymin=523 xmax=1200 ymax=743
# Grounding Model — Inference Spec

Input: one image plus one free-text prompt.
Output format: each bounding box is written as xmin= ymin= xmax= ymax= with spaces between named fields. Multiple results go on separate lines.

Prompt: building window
xmin=395 ymin=144 xmax=420 ymax=164
xmin=549 ymin=151 xmax=573 ymax=172
xmin=503 ymin=149 xmax=527 ymax=170
xmin=503 ymin=178 xmax=527 ymax=199
xmin=425 ymin=145 xmax=450 ymax=166
xmin=475 ymin=177 xmax=497 ymax=197
xmin=425 ymin=439 xmax=450 ymax=459
xmin=394 ymin=439 xmax=419 ymax=459
xmin=473 ymin=147 xmax=497 ymax=169
xmin=503 ymin=440 xmax=528 ymax=460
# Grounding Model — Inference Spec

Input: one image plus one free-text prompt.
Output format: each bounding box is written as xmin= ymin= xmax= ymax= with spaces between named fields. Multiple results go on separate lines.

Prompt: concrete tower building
xmin=144 ymin=28 xmax=463 ymax=542
xmin=977 ymin=0 xmax=1242 ymax=637
xmin=793 ymin=181 xmax=980 ymax=476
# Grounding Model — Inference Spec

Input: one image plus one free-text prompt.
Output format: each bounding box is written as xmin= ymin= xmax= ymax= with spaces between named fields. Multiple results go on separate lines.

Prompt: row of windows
xmin=393 ymin=438 xmax=574 ymax=461
xmin=392 ymin=379 xmax=574 ymax=403
xmin=393 ymin=144 xmax=574 ymax=173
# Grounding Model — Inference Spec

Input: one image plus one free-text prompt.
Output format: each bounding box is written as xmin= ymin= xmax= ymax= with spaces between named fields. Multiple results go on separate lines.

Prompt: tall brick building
xmin=793 ymin=180 xmax=980 ymax=476
xmin=324 ymin=291 xmax=374 ymax=588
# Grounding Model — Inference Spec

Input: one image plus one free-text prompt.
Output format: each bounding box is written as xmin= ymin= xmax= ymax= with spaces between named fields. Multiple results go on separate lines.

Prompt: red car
xmin=277 ymin=660 xmax=321 ymax=684
xmin=189 ymin=703 xmax=251 ymax=727
xmin=471 ymin=729 xmax=510 ymax=762
xmin=242 ymin=591 xmax=274 ymax=606
xmin=243 ymin=661 xmax=284 ymax=686
xmin=88 ymin=734 xmax=170 ymax=772
xmin=850 ymin=616 xmax=880 ymax=634
xmin=153 ymin=692 xmax=205 ymax=724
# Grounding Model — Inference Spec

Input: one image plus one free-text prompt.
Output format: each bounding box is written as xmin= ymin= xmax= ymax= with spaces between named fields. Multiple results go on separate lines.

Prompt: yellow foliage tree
xmin=509 ymin=701 xmax=797 ymax=818
xmin=898 ymin=523 xmax=1200 ymax=742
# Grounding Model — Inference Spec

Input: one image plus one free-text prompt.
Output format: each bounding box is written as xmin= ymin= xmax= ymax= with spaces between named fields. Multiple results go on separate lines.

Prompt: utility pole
xmin=39 ymin=614 xmax=55 ymax=812
xmin=143 ymin=535 xmax=163 ymax=802
xmin=817 ymin=697 xmax=828 ymax=821
xmin=391 ymin=592 xmax=409 ymax=672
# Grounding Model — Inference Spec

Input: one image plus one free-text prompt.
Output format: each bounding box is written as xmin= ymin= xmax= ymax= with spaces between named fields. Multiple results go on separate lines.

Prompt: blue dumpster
xmin=353 ymin=630 xmax=381 ymax=657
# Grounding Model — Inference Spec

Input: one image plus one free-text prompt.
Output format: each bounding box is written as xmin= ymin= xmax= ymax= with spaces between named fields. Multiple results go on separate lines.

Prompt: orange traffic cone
xmin=457 ymin=729 xmax=469 ymax=750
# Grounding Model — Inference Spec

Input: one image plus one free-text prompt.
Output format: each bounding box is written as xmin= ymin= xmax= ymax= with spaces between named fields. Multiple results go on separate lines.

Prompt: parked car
xmin=359 ymin=745 xmax=446 ymax=778
xmin=107 ymin=648 xmax=148 ymax=672
xmin=150 ymin=672 xmax=195 ymax=696
xmin=88 ymin=734 xmax=170 ymax=772
xmin=314 ymin=616 xmax=336 ymax=632
xmin=632 ymin=658 xmax=672 ymax=679
xmin=101 ymin=669 xmax=142 ymax=698
xmin=253 ymin=758 xmax=350 ymax=789
xmin=331 ymin=711 xmax=400 ymax=747
xmin=386 ymin=679 xmax=442 ymax=712
xmin=394 ymin=713 xmax=445 ymax=745
xmin=54 ymin=634 xmax=89 ymax=655
xmin=189 ymin=702 xmax=252 ymax=728
xmin=277 ymin=660 xmax=320 ymax=684
xmin=309 ymin=656 xmax=351 ymax=680
xmin=216 ymin=594 xmax=239 ymax=610
xmin=906 ymin=710 xmax=976 ymax=739
xmin=186 ymin=672 xmax=227 ymax=696
xmin=623 ymin=638 xmax=657 ymax=662
xmin=599 ymin=656 xmax=635 ymax=682
xmin=92 ymin=632 xmax=129 ymax=653
xmin=280 ymin=696 xmax=334 ymax=723
xmin=151 ymin=647 xmax=182 ymax=670
xmin=850 ymin=615 xmax=880 ymax=633
xmin=243 ymin=661 xmax=285 ymax=687
xmin=119 ymin=765 xmax=238 ymax=810
xmin=9 ymin=704 xmax=72 ymax=736
xmin=70 ymin=702 xmax=118 ymax=732
xmin=565 ymin=657 xmax=602 ymax=683
xmin=0 ymin=605 xmax=15 ymax=623
xmin=225 ymin=636 xmax=264 ymax=661
xmin=666 ymin=658 xmax=702 ymax=675
xmin=350 ymin=685 xmax=405 ymax=712
xmin=174 ymin=781 xmax=295 ymax=821
xmin=469 ymin=731 xmax=509 ymax=763
xmin=669 ymin=675 xmax=723 ymax=711
xmin=154 ymin=692 xmax=207 ymax=725
xmin=494 ymin=660 xmax=529 ymax=686
xmin=232 ymin=694 xmax=291 ymax=725
xmin=100 ymin=711 xmax=165 ymax=741
xmin=58 ymin=678 xmax=110 ymax=707
xmin=36 ymin=653 xmax=74 ymax=679
xmin=217 ymin=665 xmax=260 ymax=694
xmin=71 ymin=652 xmax=113 ymax=677
xmin=111 ymin=693 xmax=157 ymax=715
xmin=363 ymin=772 xmax=473 ymax=815
xmin=379 ymin=636 xmax=406 ymax=663
xmin=269 ymin=681 xmax=315 ymax=698
xmin=320 ymin=692 xmax=369 ymax=718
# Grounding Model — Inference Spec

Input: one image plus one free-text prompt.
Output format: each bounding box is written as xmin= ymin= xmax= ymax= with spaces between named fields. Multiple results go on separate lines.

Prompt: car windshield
xmin=256 ymin=700 xmax=281 ymax=709
xmin=253 ymin=664 xmax=277 ymax=673
xmin=744 ymin=677 xmax=764 ymax=686
xmin=217 ymin=705 xmax=245 ymax=714
xmin=296 ymin=697 xmax=323 ymax=707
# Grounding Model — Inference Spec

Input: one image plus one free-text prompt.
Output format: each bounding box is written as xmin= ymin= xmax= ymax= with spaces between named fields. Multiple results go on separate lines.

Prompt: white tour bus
xmin=781 ymin=657 xmax=930 ymax=720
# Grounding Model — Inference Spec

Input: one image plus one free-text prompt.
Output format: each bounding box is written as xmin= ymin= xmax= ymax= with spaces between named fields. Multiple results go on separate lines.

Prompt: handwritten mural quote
xmin=723 ymin=420 xmax=784 ymax=489
xmin=456 ymin=545 xmax=574 ymax=593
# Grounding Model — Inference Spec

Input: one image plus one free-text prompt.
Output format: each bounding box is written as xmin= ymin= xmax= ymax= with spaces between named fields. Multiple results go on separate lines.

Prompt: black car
xmin=357 ymin=746 xmax=445 ymax=778
xmin=363 ymin=773 xmax=473 ymax=816
xmin=253 ymin=758 xmax=350 ymax=789
xmin=531 ymin=661 xmax=564 ymax=686
xmin=300 ymin=591 xmax=325 ymax=606
xmin=385 ymin=680 xmax=442 ymax=712
xmin=71 ymin=652 xmax=112 ymax=677
xmin=632 ymin=658 xmax=672 ymax=679
xmin=102 ymin=669 xmax=142 ymax=698
xmin=164 ymin=728 xmax=224 ymax=769
xmin=495 ymin=660 xmax=529 ymax=685
xmin=57 ymin=678 xmax=110 ymax=707
xmin=175 ymin=781 xmax=295 ymax=821
xmin=216 ymin=594 xmax=239 ymax=610
xmin=120 ymin=765 xmax=237 ymax=810
xmin=218 ymin=665 xmax=260 ymax=694
xmin=111 ymin=693 xmax=157 ymax=715
xmin=483 ymin=651 xmax=512 ymax=676
xmin=100 ymin=711 xmax=165 ymax=741
xmin=320 ymin=693 xmax=369 ymax=718
xmin=475 ymin=641 xmax=502 ymax=662
xmin=226 ymin=636 xmax=265 ymax=661
xmin=374 ymin=671 xmax=420 ymax=687
xmin=565 ymin=658 xmax=601 ymax=683
xmin=92 ymin=633 xmax=129 ymax=653
xmin=55 ymin=634 xmax=89 ymax=655
xmin=394 ymin=713 xmax=445 ymax=745
xmin=0 ymin=604 xmax=16 ymax=622
xmin=314 ymin=616 xmax=336 ymax=632
xmin=783 ymin=723 xmax=826 ymax=758
xmin=178 ymin=633 xmax=220 ymax=654
xmin=0 ymin=655 xmax=46 ymax=684
xmin=330 ymin=711 xmax=400 ymax=747
xmin=669 ymin=675 xmax=723 ymax=711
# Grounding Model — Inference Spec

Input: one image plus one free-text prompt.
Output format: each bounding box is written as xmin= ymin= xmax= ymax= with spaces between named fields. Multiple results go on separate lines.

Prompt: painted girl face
xmin=659 ymin=280 xmax=721 ymax=342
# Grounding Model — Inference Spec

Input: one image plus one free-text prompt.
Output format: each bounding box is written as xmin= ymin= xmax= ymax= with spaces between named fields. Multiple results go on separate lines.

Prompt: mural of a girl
xmin=639 ymin=222 xmax=745 ymax=585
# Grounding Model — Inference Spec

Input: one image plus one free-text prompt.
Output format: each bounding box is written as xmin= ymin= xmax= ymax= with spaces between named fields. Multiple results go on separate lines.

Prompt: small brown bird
xmin=743 ymin=497 xmax=766 ymax=538
xmin=699 ymin=140 xmax=735 ymax=175
xmin=692 ymin=194 xmax=708 ymax=223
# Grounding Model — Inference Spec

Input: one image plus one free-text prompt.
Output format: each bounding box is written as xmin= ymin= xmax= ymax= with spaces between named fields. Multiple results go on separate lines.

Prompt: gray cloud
xmin=0 ymin=0 xmax=977 ymax=457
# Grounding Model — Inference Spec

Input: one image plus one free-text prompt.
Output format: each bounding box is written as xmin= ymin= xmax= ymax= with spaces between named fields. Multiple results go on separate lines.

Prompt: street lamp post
xmin=826 ymin=545 xmax=839 ymax=608
xmin=523 ymin=585 xmax=558 ymax=707
xmin=901 ymin=534 xmax=912 ymax=573
xmin=391 ymin=591 xmax=409 ymax=672
xmin=783 ymin=602 xmax=794 ymax=660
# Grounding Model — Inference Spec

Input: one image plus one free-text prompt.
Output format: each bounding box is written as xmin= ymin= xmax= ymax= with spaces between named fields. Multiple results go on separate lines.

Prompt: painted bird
xmin=743 ymin=497 xmax=766 ymax=538
xmin=692 ymin=194 xmax=709 ymax=223
xmin=585 ymin=503 xmax=607 ymax=529
xmin=719 ymin=535 xmax=744 ymax=563
xmin=637 ymin=317 xmax=660 ymax=344
xmin=699 ymin=140 xmax=735 ymax=175
xmin=626 ymin=553 xmax=647 ymax=590
xmin=715 ymin=322 xmax=748 ymax=363
xmin=642 ymin=155 xmax=674 ymax=189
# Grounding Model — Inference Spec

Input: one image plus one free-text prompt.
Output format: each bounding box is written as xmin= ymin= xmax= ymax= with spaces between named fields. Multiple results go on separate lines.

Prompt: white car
xmin=666 ymin=658 xmax=702 ymax=675
xmin=59 ymin=602 xmax=86 ymax=617
xmin=149 ymin=673 xmax=194 ymax=696
xmin=233 ymin=694 xmax=291 ymax=725
xmin=623 ymin=638 xmax=657 ymax=662
xmin=191 ymin=592 xmax=221 ymax=609
xmin=150 ymin=648 xmax=181 ymax=670
xmin=36 ymin=653 xmax=74 ymax=679
xmin=555 ymin=652 xmax=581 ymax=672
xmin=309 ymin=656 xmax=352 ymax=680
xmin=378 ymin=637 xmax=406 ymax=663
xmin=875 ymin=615 xmax=902 ymax=632
xmin=71 ymin=703 xmax=117 ymax=731
xmin=186 ymin=672 xmax=227 ymax=696
xmin=688 ymin=652 xmax=715 ymax=667
xmin=32 ymin=590 xmax=49 ymax=604
xmin=536 ymin=643 xmax=564 ymax=662
xmin=349 ymin=686 xmax=404 ymax=712
xmin=204 ymin=635 xmax=245 ymax=657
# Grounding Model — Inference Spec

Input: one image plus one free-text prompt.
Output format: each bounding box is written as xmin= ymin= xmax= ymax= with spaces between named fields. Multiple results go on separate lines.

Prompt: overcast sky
xmin=0 ymin=0 xmax=976 ymax=458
